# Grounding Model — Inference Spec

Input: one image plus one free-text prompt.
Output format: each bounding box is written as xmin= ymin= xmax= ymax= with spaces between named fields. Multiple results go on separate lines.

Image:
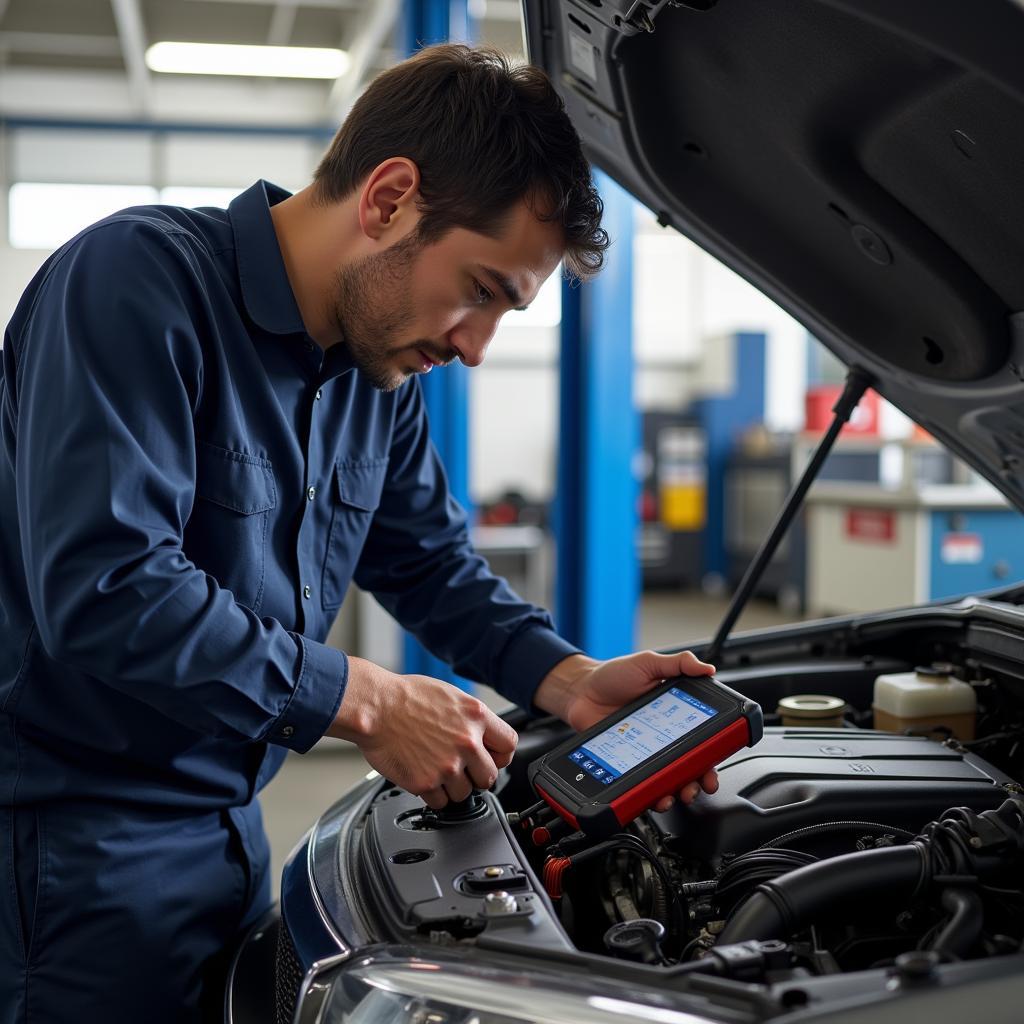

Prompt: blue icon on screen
xmin=602 ymin=775 xmax=615 ymax=784
xmin=571 ymin=751 xmax=585 ymax=762
xmin=583 ymin=761 xmax=594 ymax=770
xmin=593 ymin=767 xmax=605 ymax=777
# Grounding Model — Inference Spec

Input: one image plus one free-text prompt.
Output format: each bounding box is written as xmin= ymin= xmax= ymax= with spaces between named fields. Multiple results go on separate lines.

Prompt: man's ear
xmin=358 ymin=158 xmax=421 ymax=241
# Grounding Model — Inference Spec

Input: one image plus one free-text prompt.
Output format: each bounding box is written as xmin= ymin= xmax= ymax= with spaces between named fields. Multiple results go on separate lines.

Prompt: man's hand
xmin=534 ymin=649 xmax=719 ymax=812
xmin=326 ymin=656 xmax=518 ymax=809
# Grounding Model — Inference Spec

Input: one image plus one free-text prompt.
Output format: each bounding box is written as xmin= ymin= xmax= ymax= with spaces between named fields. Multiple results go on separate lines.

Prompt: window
xmin=7 ymin=183 xmax=251 ymax=250
xmin=158 ymin=186 xmax=242 ymax=210
xmin=8 ymin=182 xmax=159 ymax=250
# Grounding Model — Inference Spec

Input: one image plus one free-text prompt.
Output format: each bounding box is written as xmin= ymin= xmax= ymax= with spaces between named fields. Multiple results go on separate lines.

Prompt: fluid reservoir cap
xmin=777 ymin=695 xmax=847 ymax=720
xmin=604 ymin=919 xmax=666 ymax=964
xmin=893 ymin=950 xmax=940 ymax=984
xmin=915 ymin=663 xmax=955 ymax=681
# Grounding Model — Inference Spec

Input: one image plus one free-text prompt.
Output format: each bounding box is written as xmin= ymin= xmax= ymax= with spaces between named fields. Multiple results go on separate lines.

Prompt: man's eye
xmin=473 ymin=280 xmax=493 ymax=304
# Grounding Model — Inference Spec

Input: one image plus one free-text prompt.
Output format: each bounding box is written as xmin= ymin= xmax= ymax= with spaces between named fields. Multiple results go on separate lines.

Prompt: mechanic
xmin=0 ymin=45 xmax=717 ymax=1023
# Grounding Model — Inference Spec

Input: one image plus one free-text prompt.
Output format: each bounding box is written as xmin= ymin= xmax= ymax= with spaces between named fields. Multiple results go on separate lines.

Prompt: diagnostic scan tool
xmin=529 ymin=676 xmax=762 ymax=836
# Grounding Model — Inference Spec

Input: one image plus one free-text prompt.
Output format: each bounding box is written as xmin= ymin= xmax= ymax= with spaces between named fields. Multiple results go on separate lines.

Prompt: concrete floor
xmin=259 ymin=591 xmax=797 ymax=892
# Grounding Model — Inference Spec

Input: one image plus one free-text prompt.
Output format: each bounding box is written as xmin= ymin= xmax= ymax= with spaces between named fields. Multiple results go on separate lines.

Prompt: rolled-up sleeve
xmin=353 ymin=378 xmax=579 ymax=710
xmin=12 ymin=221 xmax=345 ymax=752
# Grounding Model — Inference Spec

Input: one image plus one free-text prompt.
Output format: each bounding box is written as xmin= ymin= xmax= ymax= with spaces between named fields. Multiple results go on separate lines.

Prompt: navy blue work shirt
xmin=0 ymin=181 xmax=578 ymax=838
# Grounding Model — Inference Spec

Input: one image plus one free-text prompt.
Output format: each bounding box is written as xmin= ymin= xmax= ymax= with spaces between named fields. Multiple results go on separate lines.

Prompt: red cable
xmin=543 ymin=856 xmax=571 ymax=898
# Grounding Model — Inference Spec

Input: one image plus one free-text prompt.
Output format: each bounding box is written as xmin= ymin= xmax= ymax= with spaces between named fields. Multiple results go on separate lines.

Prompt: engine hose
xmin=648 ymin=862 xmax=670 ymax=925
xmin=718 ymin=844 xmax=925 ymax=944
xmin=758 ymin=820 xmax=917 ymax=849
xmin=719 ymin=799 xmax=1024 ymax=946
xmin=931 ymin=888 xmax=984 ymax=960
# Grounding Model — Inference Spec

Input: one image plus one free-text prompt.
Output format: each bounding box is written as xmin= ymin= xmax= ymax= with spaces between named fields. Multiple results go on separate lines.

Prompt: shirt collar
xmin=229 ymin=180 xmax=307 ymax=336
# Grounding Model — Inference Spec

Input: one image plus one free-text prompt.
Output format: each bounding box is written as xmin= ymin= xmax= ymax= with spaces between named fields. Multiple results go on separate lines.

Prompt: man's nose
xmin=452 ymin=316 xmax=498 ymax=368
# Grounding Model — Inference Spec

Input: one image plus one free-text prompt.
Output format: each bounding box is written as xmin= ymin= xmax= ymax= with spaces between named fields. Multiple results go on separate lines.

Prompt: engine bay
xmin=346 ymin=606 xmax=1024 ymax=1000
xmin=514 ymin=724 xmax=1024 ymax=976
xmin=489 ymin=644 xmax=1024 ymax=984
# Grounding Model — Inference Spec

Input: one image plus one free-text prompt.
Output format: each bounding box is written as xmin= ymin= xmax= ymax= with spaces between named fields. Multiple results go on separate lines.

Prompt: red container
xmin=805 ymin=385 xmax=880 ymax=435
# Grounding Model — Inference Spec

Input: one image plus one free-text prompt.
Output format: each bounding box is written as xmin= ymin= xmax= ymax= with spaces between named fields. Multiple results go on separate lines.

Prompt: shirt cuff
xmin=494 ymin=626 xmax=581 ymax=712
xmin=267 ymin=635 xmax=348 ymax=753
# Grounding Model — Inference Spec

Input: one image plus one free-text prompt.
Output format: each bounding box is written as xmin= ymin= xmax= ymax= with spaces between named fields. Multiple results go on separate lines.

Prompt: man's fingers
xmin=673 ymin=770 xmax=720 ymax=806
xmin=676 ymin=649 xmax=715 ymax=676
xmin=633 ymin=649 xmax=715 ymax=683
xmin=421 ymin=787 xmax=448 ymax=810
xmin=482 ymin=712 xmax=518 ymax=768
xmin=442 ymin=773 xmax=474 ymax=803
xmin=679 ymin=781 xmax=702 ymax=804
xmin=654 ymin=795 xmax=675 ymax=812
xmin=465 ymin=753 xmax=499 ymax=792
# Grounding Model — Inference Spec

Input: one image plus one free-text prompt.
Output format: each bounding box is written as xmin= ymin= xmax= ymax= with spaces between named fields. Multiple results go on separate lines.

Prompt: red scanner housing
xmin=528 ymin=677 xmax=762 ymax=837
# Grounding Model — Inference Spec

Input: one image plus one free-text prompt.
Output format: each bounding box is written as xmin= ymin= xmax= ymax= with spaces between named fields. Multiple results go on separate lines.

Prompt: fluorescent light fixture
xmin=145 ymin=41 xmax=350 ymax=79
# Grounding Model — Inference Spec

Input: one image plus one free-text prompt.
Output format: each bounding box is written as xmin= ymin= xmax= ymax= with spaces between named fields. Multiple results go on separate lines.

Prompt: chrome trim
xmin=293 ymin=950 xmax=352 ymax=1024
xmin=305 ymin=816 xmax=349 ymax=954
xmin=341 ymin=953 xmax=719 ymax=1024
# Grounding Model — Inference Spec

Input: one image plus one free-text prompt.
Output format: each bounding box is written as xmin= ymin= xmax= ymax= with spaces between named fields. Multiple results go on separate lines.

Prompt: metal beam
xmin=400 ymin=0 xmax=475 ymax=689
xmin=267 ymin=0 xmax=299 ymax=46
xmin=183 ymin=0 xmax=363 ymax=8
xmin=1 ymin=115 xmax=334 ymax=139
xmin=109 ymin=0 xmax=151 ymax=116
xmin=0 ymin=0 xmax=11 ymax=75
xmin=555 ymin=171 xmax=638 ymax=659
xmin=326 ymin=0 xmax=401 ymax=119
xmin=0 ymin=32 xmax=122 ymax=59
xmin=468 ymin=0 xmax=523 ymax=20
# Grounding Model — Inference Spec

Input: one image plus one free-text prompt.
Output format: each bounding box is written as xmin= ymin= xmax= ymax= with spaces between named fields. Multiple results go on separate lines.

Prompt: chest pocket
xmin=321 ymin=457 xmax=389 ymax=610
xmin=184 ymin=442 xmax=277 ymax=613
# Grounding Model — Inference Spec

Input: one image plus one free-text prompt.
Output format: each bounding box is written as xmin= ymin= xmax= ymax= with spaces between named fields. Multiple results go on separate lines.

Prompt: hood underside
xmin=523 ymin=0 xmax=1024 ymax=511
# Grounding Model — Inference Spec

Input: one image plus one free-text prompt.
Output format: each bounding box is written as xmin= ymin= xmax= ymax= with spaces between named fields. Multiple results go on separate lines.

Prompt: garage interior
xmin=2 ymin=0 xmax=1016 ymax=888
xmin=4 ymin=3 xmax=1024 ymax=1014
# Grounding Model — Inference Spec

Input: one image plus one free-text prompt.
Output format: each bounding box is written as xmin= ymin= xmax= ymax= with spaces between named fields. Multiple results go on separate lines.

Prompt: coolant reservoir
xmin=872 ymin=666 xmax=977 ymax=740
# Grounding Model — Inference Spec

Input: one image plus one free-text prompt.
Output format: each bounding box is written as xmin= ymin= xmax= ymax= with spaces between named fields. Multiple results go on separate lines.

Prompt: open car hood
xmin=522 ymin=0 xmax=1024 ymax=512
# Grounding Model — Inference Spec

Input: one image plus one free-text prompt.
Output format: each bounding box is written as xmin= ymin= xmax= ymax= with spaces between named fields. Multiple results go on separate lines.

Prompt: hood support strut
xmin=705 ymin=369 xmax=873 ymax=665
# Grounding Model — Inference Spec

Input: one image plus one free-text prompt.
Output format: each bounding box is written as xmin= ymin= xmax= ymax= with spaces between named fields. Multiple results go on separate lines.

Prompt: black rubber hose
xmin=931 ymin=888 xmax=984 ymax=960
xmin=758 ymin=820 xmax=917 ymax=849
xmin=718 ymin=844 xmax=925 ymax=944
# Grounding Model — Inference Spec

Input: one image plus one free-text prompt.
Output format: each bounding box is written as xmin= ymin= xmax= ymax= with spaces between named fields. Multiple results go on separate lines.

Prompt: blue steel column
xmin=555 ymin=171 xmax=638 ymax=659
xmin=696 ymin=331 xmax=766 ymax=585
xmin=401 ymin=0 xmax=473 ymax=685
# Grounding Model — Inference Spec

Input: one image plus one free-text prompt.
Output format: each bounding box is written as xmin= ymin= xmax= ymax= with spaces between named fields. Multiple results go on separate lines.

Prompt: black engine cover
xmin=653 ymin=728 xmax=1015 ymax=860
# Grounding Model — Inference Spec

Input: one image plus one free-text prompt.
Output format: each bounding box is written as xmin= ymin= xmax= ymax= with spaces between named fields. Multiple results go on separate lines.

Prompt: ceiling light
xmin=145 ymin=41 xmax=350 ymax=79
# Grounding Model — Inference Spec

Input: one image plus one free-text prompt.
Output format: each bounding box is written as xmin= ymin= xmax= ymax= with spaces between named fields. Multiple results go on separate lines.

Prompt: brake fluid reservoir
xmin=872 ymin=666 xmax=976 ymax=740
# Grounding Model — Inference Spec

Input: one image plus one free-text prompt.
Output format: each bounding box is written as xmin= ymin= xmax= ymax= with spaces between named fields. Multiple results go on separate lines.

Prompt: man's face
xmin=328 ymin=200 xmax=564 ymax=392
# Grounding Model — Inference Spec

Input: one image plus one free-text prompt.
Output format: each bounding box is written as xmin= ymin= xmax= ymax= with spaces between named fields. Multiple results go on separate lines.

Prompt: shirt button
xmin=315 ymin=388 xmax=323 ymax=401
xmin=281 ymin=725 xmax=295 ymax=738
xmin=303 ymin=584 xmax=312 ymax=600
xmin=307 ymin=486 xmax=316 ymax=501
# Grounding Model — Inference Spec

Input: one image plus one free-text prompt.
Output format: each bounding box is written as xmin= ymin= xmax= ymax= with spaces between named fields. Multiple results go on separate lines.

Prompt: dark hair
xmin=313 ymin=43 xmax=608 ymax=281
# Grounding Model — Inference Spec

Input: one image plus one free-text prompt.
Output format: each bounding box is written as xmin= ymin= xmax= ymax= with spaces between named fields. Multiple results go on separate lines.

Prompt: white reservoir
xmin=872 ymin=667 xmax=977 ymax=740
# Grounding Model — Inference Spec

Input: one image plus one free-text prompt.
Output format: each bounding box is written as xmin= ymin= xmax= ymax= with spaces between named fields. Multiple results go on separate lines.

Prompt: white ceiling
xmin=0 ymin=0 xmax=526 ymax=123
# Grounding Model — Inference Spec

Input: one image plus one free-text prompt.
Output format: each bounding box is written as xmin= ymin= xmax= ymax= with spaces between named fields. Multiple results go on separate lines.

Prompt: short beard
xmin=329 ymin=231 xmax=425 ymax=392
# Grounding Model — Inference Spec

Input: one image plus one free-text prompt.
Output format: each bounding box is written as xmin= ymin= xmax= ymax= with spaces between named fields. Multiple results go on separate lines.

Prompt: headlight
xmin=306 ymin=954 xmax=716 ymax=1024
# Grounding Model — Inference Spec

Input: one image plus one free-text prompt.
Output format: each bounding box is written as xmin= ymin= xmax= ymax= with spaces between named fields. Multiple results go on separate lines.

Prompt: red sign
xmin=806 ymin=386 xmax=881 ymax=436
xmin=941 ymin=533 xmax=983 ymax=564
xmin=845 ymin=508 xmax=896 ymax=542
